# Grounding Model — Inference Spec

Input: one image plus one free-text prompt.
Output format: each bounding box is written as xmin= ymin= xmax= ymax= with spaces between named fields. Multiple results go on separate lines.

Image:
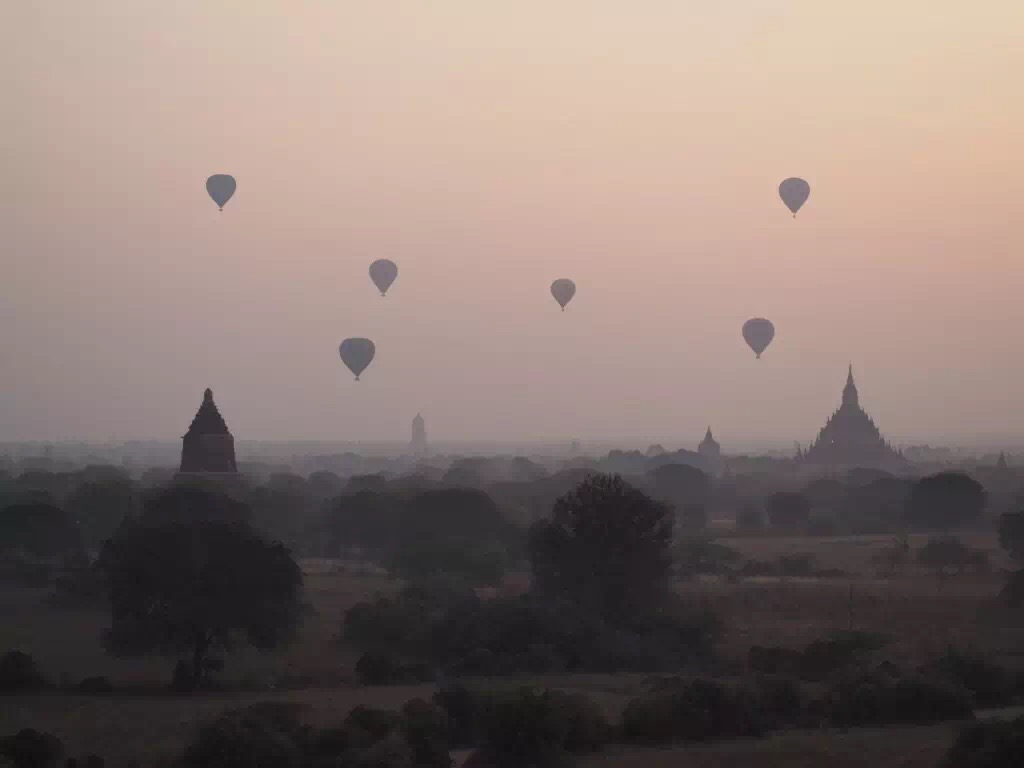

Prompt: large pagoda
xmin=802 ymin=366 xmax=906 ymax=471
xmin=178 ymin=388 xmax=238 ymax=474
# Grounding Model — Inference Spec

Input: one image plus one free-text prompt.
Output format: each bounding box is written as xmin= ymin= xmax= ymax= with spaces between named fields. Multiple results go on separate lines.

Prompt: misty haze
xmin=2 ymin=3 xmax=1024 ymax=768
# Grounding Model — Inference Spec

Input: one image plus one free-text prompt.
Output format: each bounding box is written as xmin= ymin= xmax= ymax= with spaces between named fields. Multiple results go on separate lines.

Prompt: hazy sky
xmin=3 ymin=1 xmax=1023 ymax=446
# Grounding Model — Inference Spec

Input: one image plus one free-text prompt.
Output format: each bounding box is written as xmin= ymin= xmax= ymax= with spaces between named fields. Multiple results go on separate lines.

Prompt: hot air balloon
xmin=551 ymin=279 xmax=576 ymax=311
xmin=778 ymin=177 xmax=810 ymax=217
xmin=369 ymin=259 xmax=398 ymax=296
xmin=742 ymin=318 xmax=775 ymax=359
xmin=340 ymin=338 xmax=375 ymax=380
xmin=206 ymin=174 xmax=236 ymax=211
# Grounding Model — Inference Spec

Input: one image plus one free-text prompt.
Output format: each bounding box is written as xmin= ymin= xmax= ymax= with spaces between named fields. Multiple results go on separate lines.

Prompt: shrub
xmin=354 ymin=653 xmax=434 ymax=686
xmin=766 ymin=492 xmax=811 ymax=531
xmin=621 ymin=679 xmax=763 ymax=745
xmin=736 ymin=505 xmax=764 ymax=530
xmin=799 ymin=631 xmax=887 ymax=682
xmin=922 ymin=649 xmax=1017 ymax=708
xmin=433 ymin=684 xmax=487 ymax=749
xmin=479 ymin=688 xmax=609 ymax=768
xmin=181 ymin=702 xmax=306 ymax=768
xmin=400 ymin=699 xmax=451 ymax=768
xmin=778 ymin=553 xmax=816 ymax=578
xmin=0 ymin=651 xmax=46 ymax=691
xmin=943 ymin=716 xmax=1024 ymax=768
xmin=826 ymin=671 xmax=972 ymax=726
xmin=748 ymin=646 xmax=802 ymax=677
xmin=0 ymin=729 xmax=65 ymax=768
xmin=753 ymin=675 xmax=803 ymax=726
xmin=76 ymin=676 xmax=114 ymax=694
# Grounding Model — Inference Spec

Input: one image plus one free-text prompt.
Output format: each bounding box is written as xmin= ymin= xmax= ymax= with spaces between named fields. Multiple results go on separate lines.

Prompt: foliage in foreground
xmin=943 ymin=716 xmax=1024 ymax=768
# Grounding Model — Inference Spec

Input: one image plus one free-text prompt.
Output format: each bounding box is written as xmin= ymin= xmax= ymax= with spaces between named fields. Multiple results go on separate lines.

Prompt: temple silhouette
xmin=178 ymin=388 xmax=238 ymax=475
xmin=698 ymin=427 xmax=723 ymax=474
xmin=802 ymin=366 xmax=906 ymax=471
xmin=410 ymin=413 xmax=427 ymax=456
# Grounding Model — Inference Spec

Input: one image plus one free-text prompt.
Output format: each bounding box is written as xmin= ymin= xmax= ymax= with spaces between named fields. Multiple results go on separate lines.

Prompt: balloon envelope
xmin=206 ymin=174 xmax=236 ymax=210
xmin=369 ymin=259 xmax=398 ymax=296
xmin=742 ymin=318 xmax=775 ymax=359
xmin=339 ymin=338 xmax=376 ymax=380
xmin=778 ymin=177 xmax=810 ymax=216
xmin=551 ymin=279 xmax=576 ymax=311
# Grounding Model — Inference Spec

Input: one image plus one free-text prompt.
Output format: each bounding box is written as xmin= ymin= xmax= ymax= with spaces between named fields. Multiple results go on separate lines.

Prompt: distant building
xmin=698 ymin=427 xmax=723 ymax=474
xmin=646 ymin=443 xmax=667 ymax=457
xmin=178 ymin=388 xmax=238 ymax=475
xmin=410 ymin=413 xmax=427 ymax=455
xmin=802 ymin=365 xmax=907 ymax=471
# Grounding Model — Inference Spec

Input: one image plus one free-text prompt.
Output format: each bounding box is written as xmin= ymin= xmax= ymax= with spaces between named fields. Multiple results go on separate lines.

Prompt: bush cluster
xmin=621 ymin=679 xmax=763 ymax=745
xmin=748 ymin=630 xmax=888 ymax=682
xmin=344 ymin=588 xmax=718 ymax=679
xmin=824 ymin=669 xmax=972 ymax=726
xmin=943 ymin=716 xmax=1024 ymax=768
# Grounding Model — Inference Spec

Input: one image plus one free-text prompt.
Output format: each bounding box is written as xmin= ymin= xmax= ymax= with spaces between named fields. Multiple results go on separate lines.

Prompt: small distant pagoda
xmin=410 ymin=413 xmax=427 ymax=456
xmin=802 ymin=366 xmax=906 ymax=471
xmin=178 ymin=388 xmax=238 ymax=475
xmin=698 ymin=427 xmax=723 ymax=474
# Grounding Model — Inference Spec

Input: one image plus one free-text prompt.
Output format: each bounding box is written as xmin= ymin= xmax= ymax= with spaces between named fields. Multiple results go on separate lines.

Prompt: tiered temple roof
xmin=178 ymin=388 xmax=237 ymax=474
xmin=802 ymin=366 xmax=906 ymax=470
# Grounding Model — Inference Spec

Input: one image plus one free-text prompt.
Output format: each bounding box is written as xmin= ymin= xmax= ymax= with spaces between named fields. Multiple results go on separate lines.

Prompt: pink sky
xmin=3 ymin=1 xmax=1023 ymax=446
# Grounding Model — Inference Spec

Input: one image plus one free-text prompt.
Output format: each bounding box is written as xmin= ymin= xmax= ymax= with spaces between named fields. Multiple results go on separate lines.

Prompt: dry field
xmin=2 ymin=539 xmax=1023 ymax=767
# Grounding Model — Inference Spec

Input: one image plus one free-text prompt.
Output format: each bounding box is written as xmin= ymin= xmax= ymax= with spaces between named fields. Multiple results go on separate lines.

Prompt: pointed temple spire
xmin=842 ymin=364 xmax=859 ymax=408
xmin=178 ymin=388 xmax=238 ymax=474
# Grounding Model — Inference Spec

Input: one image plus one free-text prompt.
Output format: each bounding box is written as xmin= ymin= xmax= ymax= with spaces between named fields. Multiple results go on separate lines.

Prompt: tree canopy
xmin=527 ymin=474 xmax=673 ymax=623
xmin=905 ymin=472 xmax=986 ymax=530
xmin=95 ymin=487 xmax=303 ymax=687
xmin=0 ymin=503 xmax=82 ymax=558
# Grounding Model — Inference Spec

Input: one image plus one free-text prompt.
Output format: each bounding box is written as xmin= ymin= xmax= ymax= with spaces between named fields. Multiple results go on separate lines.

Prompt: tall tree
xmin=96 ymin=488 xmax=303 ymax=687
xmin=766 ymin=492 xmax=811 ymax=532
xmin=527 ymin=474 xmax=673 ymax=623
xmin=905 ymin=472 xmax=986 ymax=530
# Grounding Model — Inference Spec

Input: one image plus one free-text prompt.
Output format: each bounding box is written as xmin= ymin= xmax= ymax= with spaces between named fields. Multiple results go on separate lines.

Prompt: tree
xmin=917 ymin=536 xmax=972 ymax=588
xmin=905 ymin=472 xmax=986 ymax=530
xmin=95 ymin=488 xmax=303 ymax=687
xmin=998 ymin=510 xmax=1024 ymax=609
xmin=998 ymin=510 xmax=1024 ymax=561
xmin=64 ymin=479 xmax=139 ymax=550
xmin=736 ymin=504 xmax=764 ymax=530
xmin=527 ymin=474 xmax=673 ymax=623
xmin=766 ymin=492 xmax=811 ymax=532
xmin=646 ymin=464 xmax=711 ymax=511
xmin=0 ymin=503 xmax=82 ymax=558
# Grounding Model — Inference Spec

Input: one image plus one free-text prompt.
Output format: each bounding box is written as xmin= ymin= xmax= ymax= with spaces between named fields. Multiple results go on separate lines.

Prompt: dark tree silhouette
xmin=95 ymin=488 xmax=302 ymax=687
xmin=0 ymin=503 xmax=82 ymax=558
xmin=766 ymin=492 xmax=811 ymax=532
xmin=527 ymin=474 xmax=673 ymax=623
xmin=905 ymin=472 xmax=986 ymax=530
xmin=998 ymin=510 xmax=1024 ymax=562
xmin=64 ymin=479 xmax=139 ymax=549
xmin=998 ymin=510 xmax=1024 ymax=608
xmin=736 ymin=504 xmax=764 ymax=530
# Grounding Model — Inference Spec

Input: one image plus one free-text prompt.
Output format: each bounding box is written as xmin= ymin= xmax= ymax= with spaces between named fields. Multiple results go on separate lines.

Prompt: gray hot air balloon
xmin=206 ymin=174 xmax=237 ymax=211
xmin=778 ymin=177 xmax=810 ymax=217
xmin=742 ymin=318 xmax=775 ymax=359
xmin=339 ymin=338 xmax=376 ymax=380
xmin=550 ymin=279 xmax=576 ymax=311
xmin=369 ymin=259 xmax=398 ymax=296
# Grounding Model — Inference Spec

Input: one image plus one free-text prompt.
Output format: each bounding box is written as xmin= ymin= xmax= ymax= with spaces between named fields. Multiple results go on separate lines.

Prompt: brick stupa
xmin=178 ymin=388 xmax=238 ymax=475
